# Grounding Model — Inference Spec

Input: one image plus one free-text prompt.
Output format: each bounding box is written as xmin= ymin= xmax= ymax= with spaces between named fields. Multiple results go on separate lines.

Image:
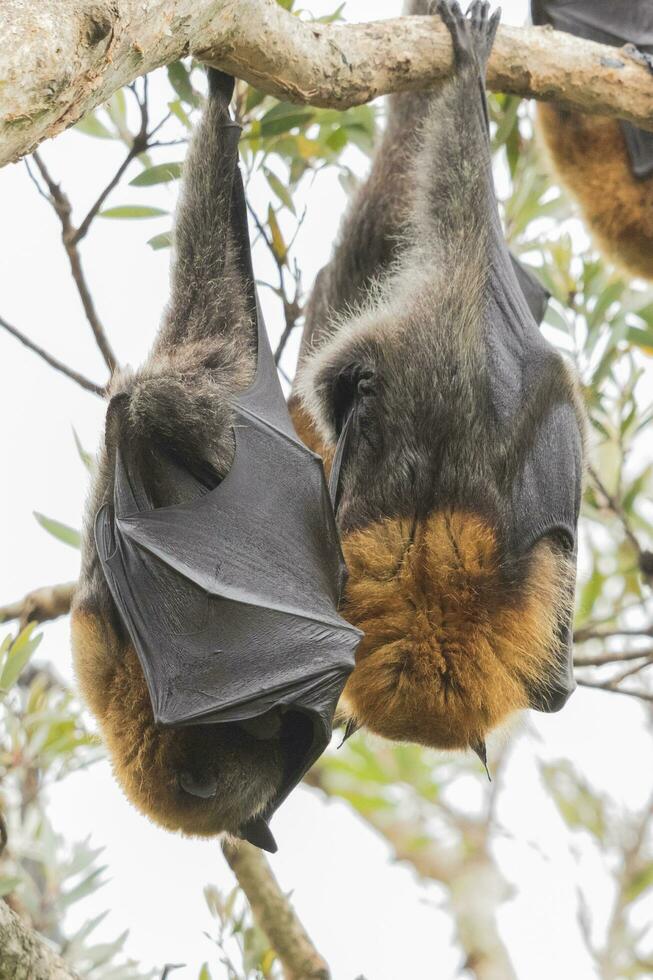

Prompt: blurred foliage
xmin=6 ymin=4 xmax=653 ymax=979
xmin=201 ymin=884 xmax=280 ymax=980
xmin=0 ymin=624 xmax=148 ymax=978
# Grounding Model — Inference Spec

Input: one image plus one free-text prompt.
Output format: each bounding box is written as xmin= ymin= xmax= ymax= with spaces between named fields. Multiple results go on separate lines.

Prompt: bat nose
xmin=179 ymin=770 xmax=218 ymax=799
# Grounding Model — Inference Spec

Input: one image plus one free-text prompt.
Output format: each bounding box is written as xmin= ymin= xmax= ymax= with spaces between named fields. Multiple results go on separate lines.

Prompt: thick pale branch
xmin=0 ymin=583 xmax=76 ymax=628
xmin=2 ymin=0 xmax=653 ymax=168
xmin=0 ymin=901 xmax=79 ymax=980
xmin=221 ymin=839 xmax=329 ymax=980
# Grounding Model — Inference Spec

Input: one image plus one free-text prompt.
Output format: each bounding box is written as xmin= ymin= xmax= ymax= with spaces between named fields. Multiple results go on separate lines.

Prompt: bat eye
xmin=178 ymin=771 xmax=218 ymax=799
xmin=332 ymin=363 xmax=376 ymax=437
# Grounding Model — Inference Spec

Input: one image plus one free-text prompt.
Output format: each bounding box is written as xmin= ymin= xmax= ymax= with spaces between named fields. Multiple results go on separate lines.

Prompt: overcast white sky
xmin=2 ymin=1 xmax=653 ymax=978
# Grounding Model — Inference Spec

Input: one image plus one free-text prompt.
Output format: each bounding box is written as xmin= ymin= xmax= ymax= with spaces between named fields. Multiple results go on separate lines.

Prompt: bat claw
xmin=337 ymin=716 xmax=360 ymax=748
xmin=471 ymin=739 xmax=491 ymax=781
xmin=434 ymin=0 xmax=500 ymax=72
xmin=239 ymin=817 xmax=278 ymax=853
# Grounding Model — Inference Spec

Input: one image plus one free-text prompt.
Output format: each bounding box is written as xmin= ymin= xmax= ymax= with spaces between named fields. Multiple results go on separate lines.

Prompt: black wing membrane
xmin=532 ymin=0 xmax=653 ymax=178
xmin=96 ymin=130 xmax=361 ymax=850
xmin=469 ymin=35 xmax=584 ymax=713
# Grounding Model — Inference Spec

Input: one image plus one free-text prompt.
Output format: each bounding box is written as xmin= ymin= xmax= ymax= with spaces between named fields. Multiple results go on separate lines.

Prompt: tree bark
xmin=2 ymin=0 xmax=653 ymax=169
xmin=0 ymin=583 xmax=76 ymax=629
xmin=0 ymin=901 xmax=79 ymax=980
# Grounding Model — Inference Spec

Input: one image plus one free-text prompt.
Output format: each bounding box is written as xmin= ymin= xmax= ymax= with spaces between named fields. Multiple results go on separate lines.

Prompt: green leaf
xmin=61 ymin=866 xmax=107 ymax=907
xmin=267 ymin=206 xmax=287 ymax=264
xmin=260 ymin=103 xmax=315 ymax=138
xmin=625 ymin=863 xmax=653 ymax=905
xmin=100 ymin=205 xmax=168 ymax=219
xmin=168 ymin=99 xmax=192 ymax=130
xmin=129 ymin=162 xmax=183 ymax=186
xmin=167 ymin=61 xmax=200 ymax=107
xmin=0 ymin=624 xmax=42 ymax=693
xmin=33 ymin=512 xmax=81 ymax=549
xmin=316 ymin=2 xmax=346 ymax=23
xmin=74 ymin=113 xmax=114 ymax=139
xmin=0 ymin=876 xmax=22 ymax=897
xmin=72 ymin=428 xmax=95 ymax=473
xmin=148 ymin=231 xmax=173 ymax=251
xmin=105 ymin=89 xmax=127 ymax=128
xmin=264 ymin=167 xmax=295 ymax=214
xmin=245 ymin=87 xmax=266 ymax=113
xmin=627 ymin=326 xmax=653 ymax=355
xmin=198 ymin=965 xmax=212 ymax=980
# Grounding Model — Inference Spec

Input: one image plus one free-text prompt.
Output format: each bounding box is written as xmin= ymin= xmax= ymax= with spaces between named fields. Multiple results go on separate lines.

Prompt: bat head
xmin=294 ymin=280 xmax=586 ymax=752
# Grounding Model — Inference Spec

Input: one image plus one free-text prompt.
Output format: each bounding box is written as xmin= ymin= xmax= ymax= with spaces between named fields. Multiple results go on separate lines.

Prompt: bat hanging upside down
xmin=71 ymin=70 xmax=360 ymax=852
xmin=292 ymin=0 xmax=587 ymax=760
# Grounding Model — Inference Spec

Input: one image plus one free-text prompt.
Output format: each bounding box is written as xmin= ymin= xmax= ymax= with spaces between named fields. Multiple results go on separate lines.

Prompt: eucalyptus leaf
xmin=100 ymin=206 xmax=168 ymax=219
xmin=130 ymin=162 xmax=183 ymax=187
xmin=33 ymin=512 xmax=81 ymax=548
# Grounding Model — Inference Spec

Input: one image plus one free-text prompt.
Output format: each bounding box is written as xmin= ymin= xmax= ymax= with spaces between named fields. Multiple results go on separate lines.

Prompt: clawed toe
xmin=433 ymin=0 xmax=501 ymax=70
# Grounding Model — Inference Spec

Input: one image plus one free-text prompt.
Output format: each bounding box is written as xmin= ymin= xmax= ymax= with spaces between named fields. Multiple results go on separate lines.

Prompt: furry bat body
xmin=72 ymin=71 xmax=358 ymax=851
xmin=292 ymin=0 xmax=586 ymax=756
xmin=532 ymin=0 xmax=653 ymax=281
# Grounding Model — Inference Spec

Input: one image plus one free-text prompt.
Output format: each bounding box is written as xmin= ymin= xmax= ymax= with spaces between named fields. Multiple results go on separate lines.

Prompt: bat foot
xmin=433 ymin=0 xmax=500 ymax=73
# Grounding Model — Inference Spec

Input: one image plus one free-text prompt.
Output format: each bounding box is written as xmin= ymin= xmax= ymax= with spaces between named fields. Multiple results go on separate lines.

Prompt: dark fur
xmin=71 ymin=77 xmax=287 ymax=837
xmin=292 ymin=0 xmax=586 ymax=752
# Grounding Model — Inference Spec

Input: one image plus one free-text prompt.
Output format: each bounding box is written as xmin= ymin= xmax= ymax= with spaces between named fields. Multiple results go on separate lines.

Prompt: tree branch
xmin=221 ymin=839 xmax=329 ymax=980
xmin=0 ymin=583 xmax=76 ymax=629
xmin=2 ymin=0 xmax=653 ymax=167
xmin=31 ymin=152 xmax=118 ymax=375
xmin=0 ymin=316 xmax=105 ymax=397
xmin=0 ymin=900 xmax=79 ymax=980
xmin=574 ymin=647 xmax=653 ymax=668
xmin=576 ymin=678 xmax=653 ymax=703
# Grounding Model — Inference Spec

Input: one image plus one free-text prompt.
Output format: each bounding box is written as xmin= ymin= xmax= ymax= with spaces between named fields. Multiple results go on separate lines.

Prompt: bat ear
xmin=238 ymin=817 xmax=278 ymax=853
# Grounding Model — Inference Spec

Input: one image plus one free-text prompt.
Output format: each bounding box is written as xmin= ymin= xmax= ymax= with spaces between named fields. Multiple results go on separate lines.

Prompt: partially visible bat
xmin=293 ymin=0 xmax=586 ymax=760
xmin=532 ymin=0 xmax=653 ymax=280
xmin=72 ymin=70 xmax=359 ymax=853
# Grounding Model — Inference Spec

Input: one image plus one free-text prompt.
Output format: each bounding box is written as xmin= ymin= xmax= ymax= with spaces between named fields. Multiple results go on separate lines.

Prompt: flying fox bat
xmin=292 ymin=0 xmax=586 ymax=761
xmin=72 ymin=69 xmax=360 ymax=853
xmin=532 ymin=0 xmax=653 ymax=280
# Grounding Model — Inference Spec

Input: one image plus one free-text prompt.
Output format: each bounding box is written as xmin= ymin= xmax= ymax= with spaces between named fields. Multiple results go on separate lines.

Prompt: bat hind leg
xmin=434 ymin=0 xmax=500 ymax=73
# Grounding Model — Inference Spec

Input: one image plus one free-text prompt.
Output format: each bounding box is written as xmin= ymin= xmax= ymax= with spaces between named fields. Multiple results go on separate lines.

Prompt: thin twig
xmin=32 ymin=151 xmax=118 ymax=374
xmin=609 ymin=658 xmax=653 ymax=686
xmin=23 ymin=158 xmax=50 ymax=202
xmin=246 ymin=201 xmax=304 ymax=366
xmin=74 ymin=143 xmax=145 ymax=244
xmin=0 ymin=316 xmax=105 ymax=396
xmin=222 ymin=839 xmax=330 ymax=980
xmin=576 ymin=678 xmax=653 ymax=703
xmin=0 ymin=810 xmax=7 ymax=857
xmin=589 ymin=465 xmax=643 ymax=557
xmin=574 ymin=648 xmax=653 ymax=668
xmin=574 ymin=625 xmax=653 ymax=644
